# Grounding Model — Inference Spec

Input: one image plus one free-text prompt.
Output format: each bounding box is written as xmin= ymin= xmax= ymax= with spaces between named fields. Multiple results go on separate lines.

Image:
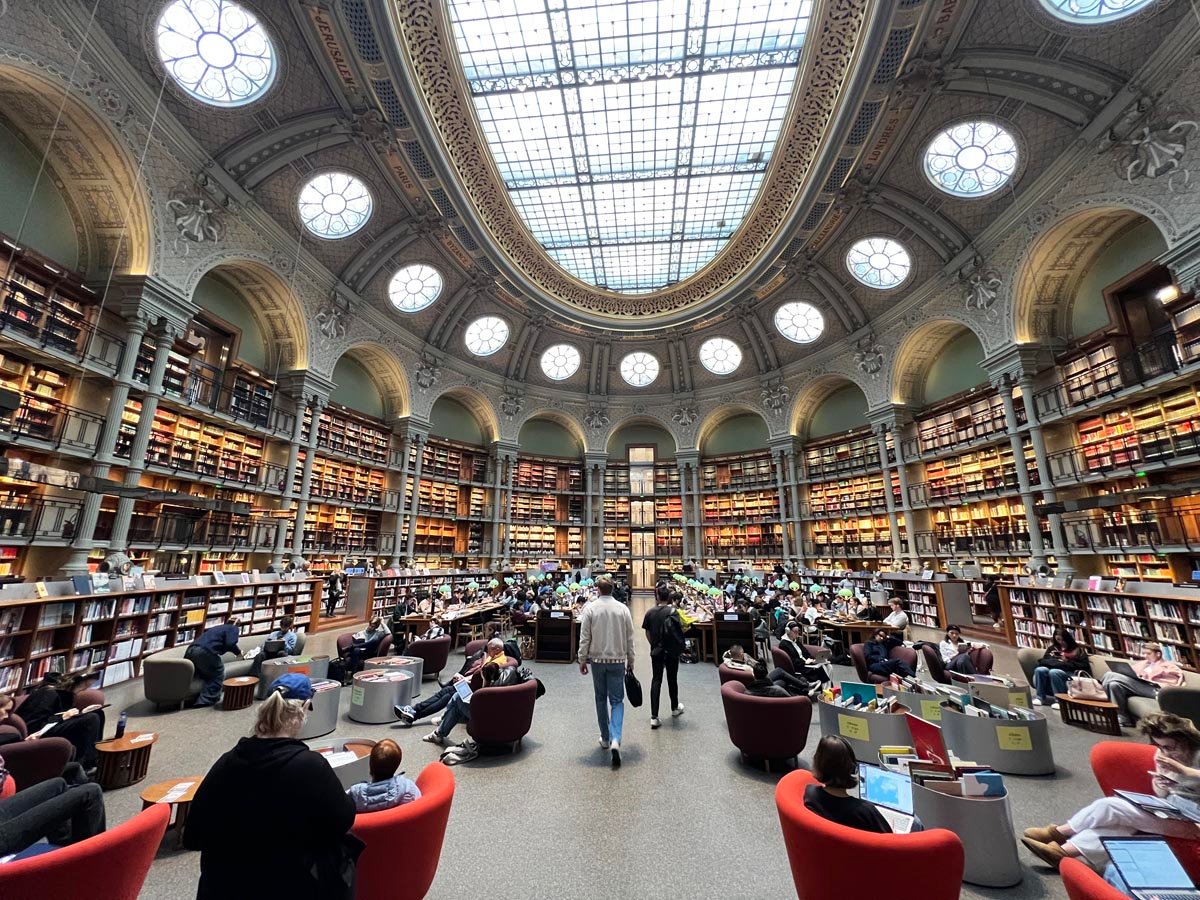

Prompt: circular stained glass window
xmin=156 ymin=0 xmax=276 ymax=107
xmin=774 ymin=302 xmax=825 ymax=344
xmin=298 ymin=171 xmax=373 ymax=239
xmin=1039 ymin=0 xmax=1156 ymax=23
xmin=388 ymin=264 xmax=443 ymax=313
xmin=699 ymin=337 xmax=743 ymax=375
xmin=464 ymin=316 xmax=509 ymax=356
xmin=540 ymin=344 xmax=581 ymax=381
xmin=845 ymin=237 xmax=912 ymax=290
xmin=924 ymin=121 xmax=1018 ymax=198
xmin=620 ymin=351 xmax=660 ymax=387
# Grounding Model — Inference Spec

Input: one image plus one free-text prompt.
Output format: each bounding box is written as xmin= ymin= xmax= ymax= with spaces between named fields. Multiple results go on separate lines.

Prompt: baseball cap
xmin=270 ymin=673 xmax=314 ymax=701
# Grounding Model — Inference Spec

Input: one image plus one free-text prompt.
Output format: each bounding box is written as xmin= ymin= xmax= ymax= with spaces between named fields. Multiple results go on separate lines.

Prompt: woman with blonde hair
xmin=185 ymin=674 xmax=358 ymax=899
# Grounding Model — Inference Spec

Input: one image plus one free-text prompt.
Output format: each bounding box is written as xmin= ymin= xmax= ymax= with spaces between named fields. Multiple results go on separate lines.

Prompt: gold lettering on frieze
xmin=439 ymin=232 xmax=474 ymax=267
xmin=307 ymin=8 xmax=358 ymax=91
xmin=865 ymin=112 xmax=904 ymax=167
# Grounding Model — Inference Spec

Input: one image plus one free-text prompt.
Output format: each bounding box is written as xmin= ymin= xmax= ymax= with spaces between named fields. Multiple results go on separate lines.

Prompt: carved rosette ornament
xmin=852 ymin=333 xmax=883 ymax=377
xmin=414 ymin=356 xmax=441 ymax=391
xmin=672 ymin=404 xmax=699 ymax=428
xmin=1110 ymin=100 xmax=1198 ymax=193
xmin=500 ymin=391 xmax=524 ymax=419
xmin=761 ymin=380 xmax=791 ymax=418
xmin=584 ymin=405 xmax=610 ymax=431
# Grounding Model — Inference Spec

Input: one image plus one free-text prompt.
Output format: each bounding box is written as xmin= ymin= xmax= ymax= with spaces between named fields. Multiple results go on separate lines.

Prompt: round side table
xmin=350 ymin=670 xmax=415 ymax=724
xmin=95 ymin=731 xmax=159 ymax=791
xmin=140 ymin=776 xmax=204 ymax=849
xmin=364 ymin=656 xmax=423 ymax=701
xmin=222 ymin=676 xmax=258 ymax=711
xmin=1055 ymin=693 xmax=1122 ymax=735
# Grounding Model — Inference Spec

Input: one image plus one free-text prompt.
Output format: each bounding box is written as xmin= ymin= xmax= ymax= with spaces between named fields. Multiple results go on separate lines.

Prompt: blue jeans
xmin=437 ymin=694 xmax=470 ymax=738
xmin=590 ymin=663 xmax=625 ymax=746
xmin=1033 ymin=666 xmax=1070 ymax=702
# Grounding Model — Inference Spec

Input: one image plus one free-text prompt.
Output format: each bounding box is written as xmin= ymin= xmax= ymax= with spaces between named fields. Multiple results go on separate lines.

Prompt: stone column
xmin=584 ymin=461 xmax=594 ymax=560
xmin=874 ymin=424 xmax=904 ymax=563
xmin=996 ymin=374 xmax=1048 ymax=568
xmin=271 ymin=392 xmax=308 ymax=567
xmin=676 ymin=458 xmax=690 ymax=562
xmin=690 ymin=461 xmax=703 ymax=563
xmin=585 ymin=450 xmax=607 ymax=566
xmin=1020 ymin=374 xmax=1073 ymax=575
xmin=291 ymin=397 xmax=326 ymax=556
xmin=890 ymin=421 xmax=921 ymax=563
xmin=502 ymin=451 xmax=517 ymax=561
xmin=787 ymin=446 xmax=804 ymax=567
xmin=774 ymin=449 xmax=792 ymax=561
xmin=389 ymin=434 xmax=413 ymax=569
xmin=404 ymin=433 xmax=428 ymax=562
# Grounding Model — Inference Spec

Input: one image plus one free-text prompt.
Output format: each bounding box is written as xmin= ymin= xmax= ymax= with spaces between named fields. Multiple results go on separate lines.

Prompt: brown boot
xmin=1021 ymin=837 xmax=1068 ymax=870
xmin=1023 ymin=824 xmax=1068 ymax=844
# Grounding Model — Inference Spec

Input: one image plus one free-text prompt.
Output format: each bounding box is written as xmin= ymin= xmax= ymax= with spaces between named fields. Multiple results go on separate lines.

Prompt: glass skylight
xmin=156 ymin=0 xmax=276 ymax=107
xmin=465 ymin=316 xmax=509 ymax=356
xmin=1039 ymin=0 xmax=1156 ymax=22
xmin=924 ymin=122 xmax=1017 ymax=198
xmin=774 ymin=302 xmax=824 ymax=344
xmin=298 ymin=172 xmax=373 ymax=239
xmin=540 ymin=344 xmax=582 ymax=380
xmin=620 ymin=351 xmax=660 ymax=387
xmin=699 ymin=337 xmax=742 ymax=375
xmin=389 ymin=264 xmax=443 ymax=313
xmin=447 ymin=0 xmax=815 ymax=294
xmin=845 ymin=237 xmax=911 ymax=290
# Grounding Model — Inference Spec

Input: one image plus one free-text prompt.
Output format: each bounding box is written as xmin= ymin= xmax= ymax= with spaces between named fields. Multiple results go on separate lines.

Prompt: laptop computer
xmin=859 ymin=764 xmax=916 ymax=834
xmin=453 ymin=679 xmax=473 ymax=704
xmin=1107 ymin=660 xmax=1157 ymax=686
xmin=1103 ymin=837 xmax=1200 ymax=900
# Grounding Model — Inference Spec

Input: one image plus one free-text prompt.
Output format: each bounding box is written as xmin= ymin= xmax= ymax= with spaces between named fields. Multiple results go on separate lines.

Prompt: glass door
xmin=631 ymin=531 xmax=656 ymax=588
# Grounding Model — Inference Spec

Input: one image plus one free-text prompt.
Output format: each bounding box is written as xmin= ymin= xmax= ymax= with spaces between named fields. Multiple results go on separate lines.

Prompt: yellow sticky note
xmin=920 ymin=699 xmax=943 ymax=721
xmin=838 ymin=713 xmax=870 ymax=742
xmin=996 ymin=725 xmax=1033 ymax=751
xmin=351 ymin=686 xmax=365 ymax=706
xmin=1009 ymin=691 xmax=1028 ymax=708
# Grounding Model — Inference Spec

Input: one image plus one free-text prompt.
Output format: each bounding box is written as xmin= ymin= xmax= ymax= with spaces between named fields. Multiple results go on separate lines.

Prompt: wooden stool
xmin=1056 ymin=693 xmax=1122 ymax=736
xmin=456 ymin=621 xmax=484 ymax=648
xmin=222 ymin=676 xmax=258 ymax=711
xmin=95 ymin=731 xmax=158 ymax=790
xmin=140 ymin=776 xmax=204 ymax=849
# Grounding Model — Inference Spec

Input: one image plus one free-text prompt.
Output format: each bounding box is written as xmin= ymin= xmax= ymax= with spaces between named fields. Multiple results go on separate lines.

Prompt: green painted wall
xmin=1072 ymin=219 xmax=1168 ymax=337
xmin=518 ymin=419 xmax=580 ymax=457
xmin=193 ymin=274 xmax=267 ymax=369
xmin=808 ymin=384 xmax=867 ymax=438
xmin=331 ymin=356 xmax=384 ymax=419
xmin=431 ymin=396 xmax=485 ymax=446
xmin=0 ymin=123 xmax=78 ymax=266
xmin=702 ymin=413 xmax=769 ymax=455
xmin=924 ymin=329 xmax=987 ymax=403
xmin=607 ymin=423 xmax=676 ymax=459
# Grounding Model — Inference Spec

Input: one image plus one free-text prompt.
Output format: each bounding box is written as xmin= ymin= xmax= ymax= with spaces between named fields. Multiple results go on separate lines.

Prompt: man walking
xmin=642 ymin=583 xmax=685 ymax=728
xmin=577 ymin=576 xmax=635 ymax=768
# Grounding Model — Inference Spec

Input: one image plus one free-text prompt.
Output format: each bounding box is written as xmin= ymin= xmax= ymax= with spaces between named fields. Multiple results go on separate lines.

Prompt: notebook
xmin=905 ymin=713 xmax=950 ymax=765
xmin=1103 ymin=837 xmax=1200 ymax=900
xmin=859 ymin=764 xmax=916 ymax=834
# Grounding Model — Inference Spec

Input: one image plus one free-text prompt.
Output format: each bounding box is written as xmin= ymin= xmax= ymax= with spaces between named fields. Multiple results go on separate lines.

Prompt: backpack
xmin=503 ymin=638 xmax=523 ymax=664
xmin=654 ymin=608 xmax=686 ymax=657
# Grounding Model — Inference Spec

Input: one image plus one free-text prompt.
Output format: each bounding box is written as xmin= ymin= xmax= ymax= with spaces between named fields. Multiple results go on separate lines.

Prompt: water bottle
xmin=115 ymin=712 xmax=127 ymax=740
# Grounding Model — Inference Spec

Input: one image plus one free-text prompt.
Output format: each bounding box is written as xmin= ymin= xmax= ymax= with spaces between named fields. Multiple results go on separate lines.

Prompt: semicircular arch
xmin=890 ymin=318 xmax=989 ymax=407
xmin=334 ymin=342 xmax=411 ymax=420
xmin=426 ymin=385 xmax=501 ymax=445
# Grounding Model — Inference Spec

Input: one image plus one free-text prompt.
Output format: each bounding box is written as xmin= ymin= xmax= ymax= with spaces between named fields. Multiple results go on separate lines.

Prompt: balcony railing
xmin=1061 ymin=509 xmax=1200 ymax=552
xmin=914 ymin=528 xmax=1040 ymax=557
xmin=1 ymin=400 xmax=104 ymax=453
xmin=0 ymin=496 xmax=85 ymax=543
xmin=141 ymin=364 xmax=296 ymax=437
xmin=1034 ymin=334 xmax=1184 ymax=420
xmin=119 ymin=513 xmax=280 ymax=550
xmin=1047 ymin=422 xmax=1200 ymax=483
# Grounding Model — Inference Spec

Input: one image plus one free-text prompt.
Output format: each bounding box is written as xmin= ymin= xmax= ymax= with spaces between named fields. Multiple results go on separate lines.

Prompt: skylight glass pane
xmin=447 ymin=0 xmax=814 ymax=294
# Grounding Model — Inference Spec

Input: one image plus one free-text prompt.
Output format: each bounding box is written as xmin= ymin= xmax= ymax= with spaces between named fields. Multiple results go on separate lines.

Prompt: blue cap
xmin=270 ymin=673 xmax=314 ymax=701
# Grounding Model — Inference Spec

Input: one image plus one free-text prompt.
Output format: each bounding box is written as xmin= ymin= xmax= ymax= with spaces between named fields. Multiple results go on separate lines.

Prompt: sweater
xmin=193 ymin=623 xmax=241 ymax=658
xmin=576 ymin=596 xmax=635 ymax=665
xmin=347 ymin=773 xmax=421 ymax=813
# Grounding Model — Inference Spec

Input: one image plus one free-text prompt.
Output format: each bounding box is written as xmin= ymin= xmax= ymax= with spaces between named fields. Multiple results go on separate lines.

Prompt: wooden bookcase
xmin=909 ymin=387 xmax=1021 ymax=457
xmin=808 ymin=472 xmax=899 ymax=517
xmin=116 ymin=400 xmax=266 ymax=486
xmin=701 ymin=453 xmax=774 ymax=491
xmin=805 ymin=428 xmax=889 ymax=480
xmin=304 ymin=404 xmax=392 ymax=465
xmin=299 ymin=452 xmax=387 ymax=505
xmin=0 ymin=241 xmax=97 ymax=357
xmin=346 ymin=570 xmax=491 ymax=621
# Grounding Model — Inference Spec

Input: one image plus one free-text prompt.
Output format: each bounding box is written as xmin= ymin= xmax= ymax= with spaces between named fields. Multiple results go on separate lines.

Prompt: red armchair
xmin=0 ymin=802 xmax=169 ymax=900
xmin=1 ymin=774 xmax=14 ymax=798
xmin=720 ymin=681 xmax=811 ymax=771
xmin=1062 ymin=858 xmax=1125 ymax=900
xmin=2 ymin=737 xmax=73 ymax=791
xmin=850 ymin=643 xmax=918 ymax=685
xmin=775 ymin=770 xmax=964 ymax=900
xmin=409 ymin=636 xmax=452 ymax=682
xmin=466 ymin=678 xmax=538 ymax=753
xmin=718 ymin=663 xmax=755 ymax=686
xmin=772 ymin=647 xmax=794 ymax=673
xmin=1090 ymin=741 xmax=1200 ymax=880
xmin=352 ymin=762 xmax=456 ymax=900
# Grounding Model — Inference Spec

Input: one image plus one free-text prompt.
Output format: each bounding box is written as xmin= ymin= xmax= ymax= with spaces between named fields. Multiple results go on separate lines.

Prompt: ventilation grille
xmin=872 ymin=27 xmax=914 ymax=85
xmin=802 ymin=202 xmax=830 ymax=231
xmin=847 ymin=101 xmax=883 ymax=146
xmin=341 ymin=0 xmax=382 ymax=63
xmin=478 ymin=257 xmax=499 ymax=276
xmin=372 ymin=80 xmax=410 ymax=128
xmin=823 ymin=158 xmax=855 ymax=194
xmin=429 ymin=188 xmax=457 ymax=218
xmin=403 ymin=141 xmax=434 ymax=179
xmin=783 ymin=236 xmax=808 ymax=258
xmin=453 ymin=226 xmax=479 ymax=252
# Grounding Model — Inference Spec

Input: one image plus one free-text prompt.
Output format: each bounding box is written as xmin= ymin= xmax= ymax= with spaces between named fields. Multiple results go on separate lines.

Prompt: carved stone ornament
xmin=1111 ymin=103 xmax=1199 ymax=193
xmin=314 ymin=295 xmax=349 ymax=341
xmin=414 ymin=355 xmax=441 ymax=390
xmin=350 ymin=107 xmax=393 ymax=150
xmin=761 ymin=380 xmax=791 ymax=417
xmin=965 ymin=266 xmax=1003 ymax=315
xmin=500 ymin=391 xmax=524 ymax=419
xmin=584 ymin=405 xmax=610 ymax=431
xmin=672 ymin=403 xmax=699 ymax=427
xmin=167 ymin=188 xmax=224 ymax=252
xmin=852 ymin=333 xmax=884 ymax=376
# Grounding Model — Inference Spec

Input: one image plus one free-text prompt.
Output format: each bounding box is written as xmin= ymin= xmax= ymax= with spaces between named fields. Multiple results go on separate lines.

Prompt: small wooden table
xmin=95 ymin=731 xmax=158 ymax=790
xmin=1056 ymin=693 xmax=1122 ymax=736
xmin=221 ymin=676 xmax=258 ymax=710
xmin=141 ymin=776 xmax=203 ymax=849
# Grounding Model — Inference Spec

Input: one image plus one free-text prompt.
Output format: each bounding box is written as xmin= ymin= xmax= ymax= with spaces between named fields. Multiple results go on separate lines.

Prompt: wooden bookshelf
xmin=701 ymin=452 xmax=774 ymax=491
xmin=420 ymin=439 xmax=488 ymax=483
xmin=809 ymin=515 xmax=900 ymax=560
xmin=300 ymin=504 xmax=383 ymax=554
xmin=298 ymin=453 xmax=386 ymax=505
xmin=116 ymin=400 xmax=265 ymax=486
xmin=805 ymin=428 xmax=889 ymax=480
xmin=914 ymin=441 xmax=1037 ymax=505
xmin=0 ymin=240 xmax=97 ymax=357
xmin=513 ymin=458 xmax=583 ymax=492
xmin=808 ymin=472 xmax=899 ymax=517
xmin=909 ymin=387 xmax=1022 ymax=457
xmin=1074 ymin=384 xmax=1200 ymax=473
xmin=304 ymin=404 xmax=391 ymax=465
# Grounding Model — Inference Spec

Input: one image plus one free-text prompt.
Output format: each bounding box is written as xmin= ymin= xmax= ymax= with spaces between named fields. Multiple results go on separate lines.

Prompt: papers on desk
xmin=160 ymin=781 xmax=195 ymax=803
xmin=321 ymin=751 xmax=360 ymax=768
xmin=130 ymin=733 xmax=156 ymax=744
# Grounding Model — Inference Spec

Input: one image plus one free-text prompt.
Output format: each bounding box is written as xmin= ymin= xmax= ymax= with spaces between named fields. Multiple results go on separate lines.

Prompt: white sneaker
xmin=422 ymin=731 xmax=444 ymax=745
xmin=431 ymin=715 xmax=443 ymax=726
xmin=1051 ymin=701 xmax=1061 ymax=711
xmin=650 ymin=717 xmax=662 ymax=729
xmin=672 ymin=704 xmax=685 ymax=718
xmin=599 ymin=738 xmax=610 ymax=750
xmin=1032 ymin=697 xmax=1043 ymax=706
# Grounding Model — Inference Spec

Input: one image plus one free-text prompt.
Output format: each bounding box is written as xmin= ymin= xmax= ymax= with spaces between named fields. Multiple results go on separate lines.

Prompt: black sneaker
xmin=611 ymin=742 xmax=621 ymax=769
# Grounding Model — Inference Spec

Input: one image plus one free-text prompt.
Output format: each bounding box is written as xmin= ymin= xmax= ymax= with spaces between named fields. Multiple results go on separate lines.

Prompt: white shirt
xmin=884 ymin=610 xmax=909 ymax=630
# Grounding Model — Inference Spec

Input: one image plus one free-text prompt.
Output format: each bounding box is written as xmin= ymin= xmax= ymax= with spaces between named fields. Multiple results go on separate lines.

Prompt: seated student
xmin=778 ymin=621 xmax=832 ymax=686
xmin=746 ymin=661 xmax=792 ymax=697
xmin=393 ymin=638 xmax=508 ymax=726
xmin=421 ymin=661 xmax=520 ymax=746
xmin=0 ymin=755 xmax=106 ymax=855
xmin=864 ymin=628 xmax=915 ymax=679
xmin=1022 ymin=713 xmax=1200 ymax=869
xmin=393 ymin=616 xmax=446 ymax=657
xmin=14 ymin=672 xmax=106 ymax=771
xmin=185 ymin=675 xmax=357 ymax=899
xmin=722 ymin=644 xmax=758 ymax=669
xmin=186 ymin=615 xmax=242 ymax=708
xmin=340 ymin=616 xmax=390 ymax=675
xmin=803 ymin=735 xmax=892 ymax=834
xmin=1103 ymin=641 xmax=1185 ymax=727
xmin=1031 ymin=627 xmax=1090 ymax=709
xmin=346 ymin=739 xmax=421 ymax=813
xmin=883 ymin=599 xmax=910 ymax=636
xmin=939 ymin=625 xmax=976 ymax=675
xmin=249 ymin=615 xmax=298 ymax=678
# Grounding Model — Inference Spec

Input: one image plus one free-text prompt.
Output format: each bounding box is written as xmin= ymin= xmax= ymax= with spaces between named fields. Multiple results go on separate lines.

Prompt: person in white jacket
xmin=577 ymin=576 xmax=635 ymax=768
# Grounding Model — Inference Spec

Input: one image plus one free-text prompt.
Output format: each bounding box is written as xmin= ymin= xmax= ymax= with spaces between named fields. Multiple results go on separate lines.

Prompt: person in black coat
xmin=185 ymin=616 xmax=242 ymax=708
xmin=863 ymin=628 xmax=915 ymax=678
xmin=184 ymin=675 xmax=358 ymax=900
xmin=13 ymin=672 xmax=105 ymax=771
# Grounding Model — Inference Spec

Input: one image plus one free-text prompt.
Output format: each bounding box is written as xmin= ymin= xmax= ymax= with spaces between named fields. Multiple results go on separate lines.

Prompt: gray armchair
xmin=1089 ymin=655 xmax=1200 ymax=725
xmin=142 ymin=631 xmax=306 ymax=710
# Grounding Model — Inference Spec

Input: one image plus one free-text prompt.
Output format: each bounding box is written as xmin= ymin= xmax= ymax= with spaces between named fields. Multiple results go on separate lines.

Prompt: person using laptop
xmin=803 ymin=735 xmax=892 ymax=834
xmin=1103 ymin=642 xmax=1185 ymax=728
xmin=420 ymin=661 xmax=518 ymax=746
xmin=249 ymin=615 xmax=298 ymax=678
xmin=393 ymin=637 xmax=508 ymax=733
xmin=1022 ymin=713 xmax=1200 ymax=869
xmin=778 ymin=621 xmax=832 ymax=687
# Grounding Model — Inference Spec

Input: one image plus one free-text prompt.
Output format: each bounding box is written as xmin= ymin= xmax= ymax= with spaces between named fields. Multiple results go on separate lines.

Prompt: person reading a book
xmin=346 ymin=739 xmax=420 ymax=813
xmin=939 ymin=625 xmax=976 ymax=675
xmin=1103 ymin=642 xmax=1185 ymax=728
xmin=1031 ymin=627 xmax=1090 ymax=709
xmin=15 ymin=672 xmax=106 ymax=773
xmin=249 ymin=615 xmax=297 ymax=678
xmin=393 ymin=638 xmax=508 ymax=728
xmin=803 ymin=735 xmax=892 ymax=834
xmin=186 ymin=615 xmax=242 ymax=708
xmin=1022 ymin=713 xmax=1200 ymax=869
xmin=339 ymin=616 xmax=390 ymax=676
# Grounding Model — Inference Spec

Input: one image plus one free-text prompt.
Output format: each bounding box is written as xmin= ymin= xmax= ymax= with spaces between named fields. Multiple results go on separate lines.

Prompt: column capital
xmin=675 ymin=449 xmax=700 ymax=467
xmin=865 ymin=403 xmax=912 ymax=431
xmin=584 ymin=450 xmax=608 ymax=469
xmin=104 ymin=275 xmax=197 ymax=336
xmin=983 ymin=344 xmax=1053 ymax=385
xmin=768 ymin=435 xmax=801 ymax=455
xmin=491 ymin=439 xmax=521 ymax=460
xmin=389 ymin=416 xmax=431 ymax=441
xmin=276 ymin=370 xmax=336 ymax=409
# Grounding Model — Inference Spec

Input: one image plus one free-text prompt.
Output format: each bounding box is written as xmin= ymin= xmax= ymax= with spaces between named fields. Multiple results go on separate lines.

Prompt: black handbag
xmin=624 ymin=670 xmax=643 ymax=707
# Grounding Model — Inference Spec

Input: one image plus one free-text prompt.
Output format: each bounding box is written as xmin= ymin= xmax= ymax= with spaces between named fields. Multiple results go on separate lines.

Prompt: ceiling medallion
xmin=389 ymin=0 xmax=872 ymax=325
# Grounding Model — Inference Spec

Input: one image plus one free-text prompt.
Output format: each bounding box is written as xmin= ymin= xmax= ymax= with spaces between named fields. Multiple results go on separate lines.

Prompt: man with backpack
xmin=642 ymin=582 xmax=686 ymax=729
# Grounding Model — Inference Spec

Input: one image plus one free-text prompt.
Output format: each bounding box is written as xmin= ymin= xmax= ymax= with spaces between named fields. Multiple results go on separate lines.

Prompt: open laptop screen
xmin=1105 ymin=838 xmax=1192 ymax=889
xmin=860 ymin=764 xmax=914 ymax=815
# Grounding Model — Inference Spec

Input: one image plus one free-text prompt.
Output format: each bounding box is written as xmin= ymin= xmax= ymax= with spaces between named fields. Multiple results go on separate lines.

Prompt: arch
xmin=332 ymin=342 xmax=412 ymax=420
xmin=788 ymin=375 xmax=869 ymax=440
xmin=890 ymin=318 xmax=991 ymax=407
xmin=1013 ymin=206 xmax=1169 ymax=344
xmin=427 ymin=385 xmax=500 ymax=445
xmin=0 ymin=64 xmax=154 ymax=276
xmin=514 ymin=409 xmax=586 ymax=455
xmin=190 ymin=259 xmax=309 ymax=371
xmin=605 ymin=414 xmax=680 ymax=459
xmin=697 ymin=404 xmax=770 ymax=454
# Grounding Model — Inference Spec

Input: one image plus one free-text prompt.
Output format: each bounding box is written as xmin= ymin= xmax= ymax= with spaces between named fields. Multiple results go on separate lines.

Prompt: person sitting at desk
xmin=803 ymin=735 xmax=892 ymax=834
xmin=1103 ymin=641 xmax=1185 ymax=728
xmin=0 ymin=753 xmax=106 ymax=856
xmin=1031 ymin=626 xmax=1090 ymax=709
xmin=883 ymin=599 xmax=910 ymax=638
xmin=939 ymin=625 xmax=976 ymax=675
xmin=186 ymin=615 xmax=242 ymax=708
xmin=393 ymin=616 xmax=445 ymax=656
xmin=779 ymin=621 xmax=831 ymax=687
xmin=393 ymin=638 xmax=508 ymax=727
xmin=1021 ymin=713 xmax=1200 ymax=870
xmin=249 ymin=615 xmax=298 ymax=678
xmin=864 ymin=629 xmax=915 ymax=679
xmin=346 ymin=739 xmax=420 ymax=813
xmin=8 ymin=672 xmax=106 ymax=773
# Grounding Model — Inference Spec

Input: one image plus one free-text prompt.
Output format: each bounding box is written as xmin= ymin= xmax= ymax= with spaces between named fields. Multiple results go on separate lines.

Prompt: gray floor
xmin=93 ymin=604 xmax=1137 ymax=900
